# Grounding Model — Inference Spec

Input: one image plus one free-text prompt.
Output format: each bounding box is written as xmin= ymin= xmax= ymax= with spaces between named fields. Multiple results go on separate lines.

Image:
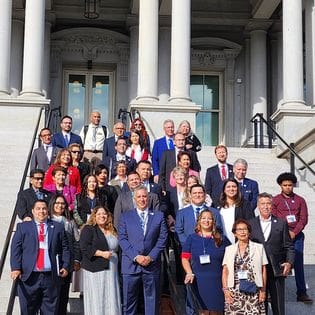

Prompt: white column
xmin=250 ymin=30 xmax=267 ymax=119
xmin=277 ymin=32 xmax=283 ymax=103
xmin=305 ymin=0 xmax=315 ymax=105
xmin=20 ymin=0 xmax=46 ymax=97
xmin=0 ymin=0 xmax=12 ymax=96
xmin=158 ymin=27 xmax=171 ymax=103
xmin=128 ymin=26 xmax=138 ymax=101
xmin=42 ymin=22 xmax=51 ymax=98
xmin=282 ymin=0 xmax=304 ymax=104
xmin=169 ymin=0 xmax=191 ymax=102
xmin=136 ymin=0 xmax=158 ymax=101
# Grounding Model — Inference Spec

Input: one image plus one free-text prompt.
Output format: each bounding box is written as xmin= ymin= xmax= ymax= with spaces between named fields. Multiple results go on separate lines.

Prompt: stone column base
xmin=129 ymin=100 xmax=201 ymax=140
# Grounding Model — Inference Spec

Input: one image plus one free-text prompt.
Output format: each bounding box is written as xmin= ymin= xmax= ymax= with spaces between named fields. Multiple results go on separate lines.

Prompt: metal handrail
xmin=0 ymin=106 xmax=46 ymax=314
xmin=250 ymin=113 xmax=315 ymax=176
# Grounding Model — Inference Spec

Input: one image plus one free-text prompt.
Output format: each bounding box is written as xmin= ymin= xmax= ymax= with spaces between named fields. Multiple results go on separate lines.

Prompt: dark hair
xmin=48 ymin=194 xmax=71 ymax=220
xmin=39 ymin=127 xmax=51 ymax=136
xmin=33 ymin=199 xmax=48 ymax=209
xmin=232 ymin=219 xmax=252 ymax=234
xmin=30 ymin=168 xmax=45 ymax=177
xmin=130 ymin=118 xmax=149 ymax=147
xmin=276 ymin=172 xmax=297 ymax=185
xmin=219 ymin=178 xmax=243 ymax=207
xmin=114 ymin=160 xmax=127 ymax=174
xmin=177 ymin=151 xmax=191 ymax=165
xmin=189 ymin=184 xmax=205 ymax=194
xmin=115 ymin=136 xmax=128 ymax=146
xmin=127 ymin=171 xmax=140 ymax=179
xmin=95 ymin=164 xmax=109 ymax=176
xmin=137 ymin=160 xmax=152 ymax=168
xmin=52 ymin=166 xmax=67 ymax=177
xmin=61 ymin=115 xmax=72 ymax=122
xmin=195 ymin=209 xmax=223 ymax=247
xmin=80 ymin=174 xmax=99 ymax=198
xmin=54 ymin=148 xmax=73 ymax=165
xmin=129 ymin=129 xmax=145 ymax=149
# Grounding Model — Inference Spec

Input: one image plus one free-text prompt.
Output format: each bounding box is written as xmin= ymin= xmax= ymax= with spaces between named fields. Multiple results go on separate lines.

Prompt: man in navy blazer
xmin=102 ymin=121 xmax=126 ymax=159
xmin=118 ymin=186 xmax=168 ymax=315
xmin=52 ymin=115 xmax=83 ymax=149
xmin=31 ymin=128 xmax=60 ymax=171
xmin=10 ymin=200 xmax=70 ymax=314
xmin=233 ymin=158 xmax=259 ymax=211
xmin=151 ymin=119 xmax=175 ymax=182
xmin=205 ymin=144 xmax=233 ymax=207
xmin=175 ymin=184 xmax=223 ymax=247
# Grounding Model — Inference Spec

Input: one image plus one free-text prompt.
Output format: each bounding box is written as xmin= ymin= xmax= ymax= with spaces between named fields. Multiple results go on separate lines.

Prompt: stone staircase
xmin=0 ymin=137 xmax=314 ymax=313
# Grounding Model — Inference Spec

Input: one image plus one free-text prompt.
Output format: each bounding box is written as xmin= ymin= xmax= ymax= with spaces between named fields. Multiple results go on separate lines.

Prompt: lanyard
xmin=283 ymin=196 xmax=293 ymax=215
xmin=201 ymin=234 xmax=212 ymax=255
xmin=237 ymin=244 xmax=248 ymax=267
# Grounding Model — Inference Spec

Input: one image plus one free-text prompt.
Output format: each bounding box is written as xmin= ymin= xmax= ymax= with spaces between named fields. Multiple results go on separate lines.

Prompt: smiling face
xmin=134 ymin=188 xmax=149 ymax=211
xmin=115 ymin=139 xmax=127 ymax=154
xmin=96 ymin=169 xmax=108 ymax=185
xmin=233 ymin=163 xmax=247 ymax=181
xmin=199 ymin=211 xmax=214 ymax=232
xmin=95 ymin=208 xmax=108 ymax=226
xmin=87 ymin=176 xmax=97 ymax=192
xmin=116 ymin=163 xmax=127 ymax=176
xmin=215 ymin=147 xmax=227 ymax=163
xmin=60 ymin=150 xmax=71 ymax=166
xmin=178 ymin=154 xmax=191 ymax=169
xmin=113 ymin=123 xmax=125 ymax=137
xmin=179 ymin=121 xmax=190 ymax=136
xmin=90 ymin=111 xmax=101 ymax=125
xmin=174 ymin=133 xmax=186 ymax=150
xmin=53 ymin=196 xmax=66 ymax=216
xmin=257 ymin=196 xmax=272 ymax=220
xmin=224 ymin=181 xmax=238 ymax=199
xmin=127 ymin=173 xmax=141 ymax=190
xmin=32 ymin=201 xmax=48 ymax=223
xmin=60 ymin=117 xmax=72 ymax=132
xmin=190 ymin=186 xmax=205 ymax=206
xmin=234 ymin=222 xmax=250 ymax=242
xmin=136 ymin=162 xmax=151 ymax=181
xmin=40 ymin=129 xmax=52 ymax=145
xmin=130 ymin=131 xmax=140 ymax=145
xmin=173 ymin=171 xmax=186 ymax=185
xmin=53 ymin=170 xmax=66 ymax=185
xmin=133 ymin=119 xmax=143 ymax=132
xmin=163 ymin=121 xmax=174 ymax=137
xmin=187 ymin=176 xmax=198 ymax=189
xmin=30 ymin=172 xmax=45 ymax=189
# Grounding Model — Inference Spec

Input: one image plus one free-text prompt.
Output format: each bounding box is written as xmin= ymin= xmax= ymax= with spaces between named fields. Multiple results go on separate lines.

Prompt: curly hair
xmin=276 ymin=172 xmax=297 ymax=185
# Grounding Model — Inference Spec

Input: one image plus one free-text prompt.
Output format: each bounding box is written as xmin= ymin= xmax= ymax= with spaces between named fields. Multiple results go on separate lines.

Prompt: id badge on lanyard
xmin=199 ymin=254 xmax=210 ymax=264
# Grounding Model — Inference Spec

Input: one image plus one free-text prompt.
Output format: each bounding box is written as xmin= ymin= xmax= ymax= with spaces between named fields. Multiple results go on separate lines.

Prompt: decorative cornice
xmin=192 ymin=48 xmax=241 ymax=66
xmin=245 ymin=19 xmax=273 ymax=32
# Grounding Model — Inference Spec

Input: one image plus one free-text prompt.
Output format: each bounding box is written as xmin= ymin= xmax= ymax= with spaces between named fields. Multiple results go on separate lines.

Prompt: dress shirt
xmin=34 ymin=221 xmax=52 ymax=272
xmin=142 ymin=180 xmax=151 ymax=192
xmin=80 ymin=123 xmax=106 ymax=151
xmin=191 ymin=203 xmax=206 ymax=220
xmin=136 ymin=208 xmax=149 ymax=235
xmin=220 ymin=205 xmax=235 ymax=244
xmin=177 ymin=191 xmax=184 ymax=210
xmin=166 ymin=136 xmax=174 ymax=150
xmin=44 ymin=144 xmax=53 ymax=163
xmin=116 ymin=153 xmax=126 ymax=161
xmin=259 ymin=215 xmax=271 ymax=241
xmin=218 ymin=162 xmax=227 ymax=180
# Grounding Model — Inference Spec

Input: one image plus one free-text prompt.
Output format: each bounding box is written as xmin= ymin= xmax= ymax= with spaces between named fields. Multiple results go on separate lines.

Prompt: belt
xmin=84 ymin=150 xmax=102 ymax=153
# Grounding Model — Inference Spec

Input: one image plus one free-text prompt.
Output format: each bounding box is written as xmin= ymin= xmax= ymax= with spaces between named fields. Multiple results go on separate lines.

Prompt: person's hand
xmin=167 ymin=215 xmax=175 ymax=227
xmin=289 ymin=231 xmax=296 ymax=240
xmin=223 ymin=289 xmax=234 ymax=304
xmin=23 ymin=216 xmax=32 ymax=222
xmin=153 ymin=175 xmax=159 ymax=183
xmin=11 ymin=270 xmax=21 ymax=280
xmin=59 ymin=268 xmax=68 ymax=278
xmin=185 ymin=144 xmax=193 ymax=150
xmin=135 ymin=255 xmax=147 ymax=266
xmin=184 ymin=273 xmax=194 ymax=284
xmin=259 ymin=290 xmax=266 ymax=303
xmin=73 ymin=262 xmax=81 ymax=271
xmin=281 ymin=262 xmax=292 ymax=277
xmin=102 ymin=251 xmax=113 ymax=259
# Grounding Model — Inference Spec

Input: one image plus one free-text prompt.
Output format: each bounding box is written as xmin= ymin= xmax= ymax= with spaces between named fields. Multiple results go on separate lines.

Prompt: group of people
xmin=10 ymin=113 xmax=312 ymax=315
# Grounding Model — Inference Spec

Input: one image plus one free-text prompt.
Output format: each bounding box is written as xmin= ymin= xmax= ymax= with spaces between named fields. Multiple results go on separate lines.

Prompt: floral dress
xmin=225 ymin=246 xmax=266 ymax=315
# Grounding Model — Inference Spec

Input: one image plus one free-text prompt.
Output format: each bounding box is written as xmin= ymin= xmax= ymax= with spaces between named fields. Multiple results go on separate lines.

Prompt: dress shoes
xmin=297 ymin=294 xmax=313 ymax=303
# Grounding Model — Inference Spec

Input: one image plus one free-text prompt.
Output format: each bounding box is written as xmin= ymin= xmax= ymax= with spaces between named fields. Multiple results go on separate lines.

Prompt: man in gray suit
xmin=114 ymin=171 xmax=160 ymax=227
xmin=30 ymin=128 xmax=59 ymax=172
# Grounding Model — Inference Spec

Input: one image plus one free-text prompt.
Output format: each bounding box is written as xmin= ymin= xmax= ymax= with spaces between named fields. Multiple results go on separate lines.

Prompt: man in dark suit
xmin=151 ymin=119 xmax=175 ymax=182
xmin=159 ymin=132 xmax=201 ymax=192
xmin=233 ymin=158 xmax=259 ymax=211
xmin=102 ymin=121 xmax=126 ymax=160
xmin=118 ymin=186 xmax=168 ymax=315
xmin=31 ymin=128 xmax=60 ymax=171
xmin=52 ymin=115 xmax=83 ymax=149
xmin=10 ymin=200 xmax=70 ymax=314
xmin=249 ymin=192 xmax=295 ymax=315
xmin=103 ymin=136 xmax=136 ymax=179
xmin=114 ymin=171 xmax=160 ymax=227
xmin=205 ymin=145 xmax=233 ymax=207
xmin=15 ymin=169 xmax=53 ymax=221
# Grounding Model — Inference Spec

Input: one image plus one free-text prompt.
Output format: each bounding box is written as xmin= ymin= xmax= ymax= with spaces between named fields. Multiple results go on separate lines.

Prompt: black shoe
xmin=297 ymin=294 xmax=313 ymax=303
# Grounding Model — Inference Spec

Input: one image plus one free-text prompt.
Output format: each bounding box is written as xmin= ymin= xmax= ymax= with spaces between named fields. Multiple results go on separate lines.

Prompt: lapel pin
xmin=273 ymin=220 xmax=277 ymax=223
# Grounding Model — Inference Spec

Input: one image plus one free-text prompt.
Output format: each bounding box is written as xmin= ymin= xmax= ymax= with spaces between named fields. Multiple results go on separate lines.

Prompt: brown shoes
xmin=297 ymin=294 xmax=313 ymax=303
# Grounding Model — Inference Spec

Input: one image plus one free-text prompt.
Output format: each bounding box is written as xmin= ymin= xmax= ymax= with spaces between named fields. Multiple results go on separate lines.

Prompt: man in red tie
xmin=204 ymin=145 xmax=233 ymax=207
xmin=10 ymin=200 xmax=70 ymax=314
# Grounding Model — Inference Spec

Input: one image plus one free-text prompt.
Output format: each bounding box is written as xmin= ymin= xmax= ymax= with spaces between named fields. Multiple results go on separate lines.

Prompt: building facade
xmin=1 ymin=0 xmax=315 ymax=148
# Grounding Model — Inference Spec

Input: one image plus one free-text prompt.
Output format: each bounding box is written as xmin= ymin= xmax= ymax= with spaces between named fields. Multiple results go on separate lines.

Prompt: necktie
xmin=44 ymin=145 xmax=48 ymax=153
xmin=168 ymin=138 xmax=174 ymax=150
xmin=140 ymin=212 xmax=146 ymax=234
xmin=64 ymin=134 xmax=69 ymax=147
xmin=36 ymin=223 xmax=45 ymax=270
xmin=221 ymin=165 xmax=227 ymax=180
xmin=195 ymin=207 xmax=201 ymax=218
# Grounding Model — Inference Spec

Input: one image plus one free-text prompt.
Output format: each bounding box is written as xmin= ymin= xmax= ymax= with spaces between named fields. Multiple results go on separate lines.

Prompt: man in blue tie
xmin=118 ymin=186 xmax=167 ymax=315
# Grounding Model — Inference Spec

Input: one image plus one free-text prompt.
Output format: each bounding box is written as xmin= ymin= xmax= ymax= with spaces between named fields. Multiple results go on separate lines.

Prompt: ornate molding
xmin=192 ymin=48 xmax=241 ymax=66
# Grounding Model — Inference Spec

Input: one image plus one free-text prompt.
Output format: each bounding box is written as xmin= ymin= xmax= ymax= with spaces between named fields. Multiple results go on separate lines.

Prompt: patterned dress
xmin=225 ymin=246 xmax=266 ymax=315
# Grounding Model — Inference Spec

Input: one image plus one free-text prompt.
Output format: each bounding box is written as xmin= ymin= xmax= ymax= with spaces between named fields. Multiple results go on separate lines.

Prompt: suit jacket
xmin=52 ymin=132 xmax=83 ymax=149
xmin=15 ymin=188 xmax=53 ymax=220
xmin=175 ymin=205 xmax=223 ymax=247
xmin=239 ymin=177 xmax=259 ymax=211
xmin=204 ymin=163 xmax=233 ymax=207
xmin=10 ymin=220 xmax=70 ymax=284
xmin=80 ymin=225 xmax=110 ymax=272
xmin=152 ymin=136 xmax=170 ymax=176
xmin=30 ymin=146 xmax=60 ymax=172
xmin=103 ymin=155 xmax=137 ymax=179
xmin=165 ymin=187 xmax=184 ymax=218
xmin=102 ymin=136 xmax=116 ymax=160
xmin=159 ymin=149 xmax=201 ymax=192
xmin=118 ymin=209 xmax=168 ymax=274
xmin=113 ymin=191 xmax=160 ymax=227
xmin=219 ymin=199 xmax=255 ymax=221
xmin=249 ymin=215 xmax=295 ymax=273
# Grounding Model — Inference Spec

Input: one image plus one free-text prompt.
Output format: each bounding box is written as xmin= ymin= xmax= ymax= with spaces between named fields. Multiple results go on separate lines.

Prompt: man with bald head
xmin=80 ymin=111 xmax=107 ymax=163
xmin=102 ymin=121 xmax=126 ymax=160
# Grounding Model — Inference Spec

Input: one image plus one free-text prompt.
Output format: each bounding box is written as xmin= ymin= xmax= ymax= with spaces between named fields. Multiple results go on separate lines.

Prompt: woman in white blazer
xmin=222 ymin=219 xmax=268 ymax=314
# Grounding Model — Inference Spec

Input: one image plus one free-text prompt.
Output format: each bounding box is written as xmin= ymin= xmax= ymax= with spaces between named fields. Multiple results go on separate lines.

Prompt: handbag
xmin=239 ymin=279 xmax=257 ymax=294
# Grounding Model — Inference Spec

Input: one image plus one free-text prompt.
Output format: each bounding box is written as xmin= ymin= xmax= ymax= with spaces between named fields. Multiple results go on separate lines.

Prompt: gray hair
xmin=233 ymin=158 xmax=248 ymax=168
xmin=257 ymin=192 xmax=273 ymax=201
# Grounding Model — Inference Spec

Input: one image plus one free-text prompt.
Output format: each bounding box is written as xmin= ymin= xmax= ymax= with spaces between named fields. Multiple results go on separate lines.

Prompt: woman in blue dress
xmin=181 ymin=209 xmax=230 ymax=314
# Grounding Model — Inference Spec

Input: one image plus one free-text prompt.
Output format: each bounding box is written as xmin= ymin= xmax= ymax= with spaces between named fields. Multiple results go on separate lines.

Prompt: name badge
xmin=39 ymin=241 xmax=48 ymax=250
xmin=286 ymin=214 xmax=296 ymax=223
xmin=237 ymin=270 xmax=248 ymax=280
xmin=199 ymin=254 xmax=210 ymax=264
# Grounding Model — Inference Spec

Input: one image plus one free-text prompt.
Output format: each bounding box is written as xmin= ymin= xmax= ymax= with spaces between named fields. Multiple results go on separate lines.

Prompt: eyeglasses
xmin=33 ymin=177 xmax=44 ymax=181
xmin=235 ymin=228 xmax=248 ymax=232
xmin=55 ymin=202 xmax=66 ymax=205
xmin=71 ymin=151 xmax=81 ymax=154
xmin=134 ymin=123 xmax=142 ymax=127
